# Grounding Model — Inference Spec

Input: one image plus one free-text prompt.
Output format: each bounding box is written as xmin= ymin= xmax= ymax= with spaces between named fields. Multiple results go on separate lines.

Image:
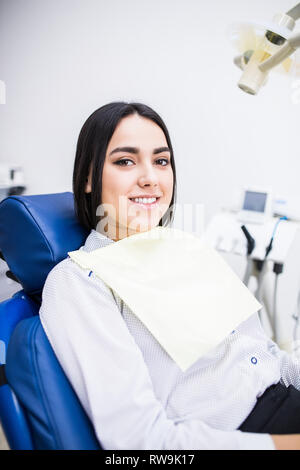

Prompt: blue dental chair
xmin=0 ymin=192 xmax=102 ymax=450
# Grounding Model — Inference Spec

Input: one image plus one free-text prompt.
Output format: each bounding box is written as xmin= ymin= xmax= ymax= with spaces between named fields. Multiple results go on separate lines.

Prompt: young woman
xmin=40 ymin=102 xmax=300 ymax=450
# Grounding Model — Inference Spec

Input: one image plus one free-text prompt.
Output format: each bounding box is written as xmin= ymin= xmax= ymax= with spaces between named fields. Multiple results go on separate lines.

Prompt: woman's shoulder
xmin=46 ymin=229 xmax=114 ymax=281
xmin=41 ymin=258 xmax=84 ymax=298
xmin=43 ymin=254 xmax=115 ymax=302
xmin=45 ymin=230 xmax=93 ymax=285
xmin=47 ymin=255 xmax=82 ymax=279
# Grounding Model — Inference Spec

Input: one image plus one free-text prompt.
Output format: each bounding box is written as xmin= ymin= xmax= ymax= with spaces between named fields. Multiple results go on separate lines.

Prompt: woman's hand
xmin=271 ymin=434 xmax=300 ymax=450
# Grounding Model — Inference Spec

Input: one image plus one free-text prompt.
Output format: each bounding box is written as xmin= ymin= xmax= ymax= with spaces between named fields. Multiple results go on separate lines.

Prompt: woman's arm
xmin=271 ymin=435 xmax=300 ymax=450
xmin=39 ymin=259 xmax=275 ymax=450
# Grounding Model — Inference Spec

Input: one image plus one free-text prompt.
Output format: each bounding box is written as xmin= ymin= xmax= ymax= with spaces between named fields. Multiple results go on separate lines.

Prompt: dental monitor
xmin=237 ymin=188 xmax=272 ymax=225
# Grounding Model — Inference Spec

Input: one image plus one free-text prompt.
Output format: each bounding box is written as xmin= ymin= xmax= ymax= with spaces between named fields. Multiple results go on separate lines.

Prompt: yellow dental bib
xmin=68 ymin=226 xmax=261 ymax=371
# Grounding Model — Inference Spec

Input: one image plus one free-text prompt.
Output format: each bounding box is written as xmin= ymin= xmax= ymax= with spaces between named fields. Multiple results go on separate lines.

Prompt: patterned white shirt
xmin=40 ymin=229 xmax=300 ymax=450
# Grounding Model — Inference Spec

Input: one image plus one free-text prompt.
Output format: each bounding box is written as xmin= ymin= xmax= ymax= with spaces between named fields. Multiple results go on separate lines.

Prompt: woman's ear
xmin=85 ymin=168 xmax=92 ymax=193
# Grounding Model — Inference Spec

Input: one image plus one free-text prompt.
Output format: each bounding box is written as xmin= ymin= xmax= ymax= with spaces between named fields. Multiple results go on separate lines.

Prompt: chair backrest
xmin=0 ymin=193 xmax=101 ymax=449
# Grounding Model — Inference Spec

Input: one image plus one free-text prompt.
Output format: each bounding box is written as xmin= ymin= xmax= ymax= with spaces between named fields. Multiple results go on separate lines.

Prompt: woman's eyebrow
xmin=109 ymin=146 xmax=171 ymax=156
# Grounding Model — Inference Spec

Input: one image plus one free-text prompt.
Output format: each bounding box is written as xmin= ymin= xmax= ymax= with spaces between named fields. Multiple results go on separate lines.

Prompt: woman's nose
xmin=138 ymin=164 xmax=159 ymax=187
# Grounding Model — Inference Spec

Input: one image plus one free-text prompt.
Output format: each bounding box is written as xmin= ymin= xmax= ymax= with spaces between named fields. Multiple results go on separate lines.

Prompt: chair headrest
xmin=0 ymin=192 xmax=89 ymax=296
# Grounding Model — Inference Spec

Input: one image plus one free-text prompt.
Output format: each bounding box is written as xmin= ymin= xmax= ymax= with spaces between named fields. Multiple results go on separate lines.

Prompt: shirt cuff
xmin=236 ymin=431 xmax=275 ymax=450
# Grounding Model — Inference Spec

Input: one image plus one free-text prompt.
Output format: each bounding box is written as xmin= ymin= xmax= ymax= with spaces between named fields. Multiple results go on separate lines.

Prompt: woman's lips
xmin=128 ymin=197 xmax=160 ymax=210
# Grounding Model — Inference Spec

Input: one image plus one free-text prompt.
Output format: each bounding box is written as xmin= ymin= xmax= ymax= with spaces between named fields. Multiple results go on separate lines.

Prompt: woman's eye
xmin=156 ymin=158 xmax=169 ymax=166
xmin=114 ymin=159 xmax=133 ymax=166
xmin=114 ymin=158 xmax=170 ymax=166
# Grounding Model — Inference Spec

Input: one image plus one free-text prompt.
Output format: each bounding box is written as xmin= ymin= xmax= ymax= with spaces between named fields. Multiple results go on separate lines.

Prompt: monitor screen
xmin=242 ymin=191 xmax=267 ymax=213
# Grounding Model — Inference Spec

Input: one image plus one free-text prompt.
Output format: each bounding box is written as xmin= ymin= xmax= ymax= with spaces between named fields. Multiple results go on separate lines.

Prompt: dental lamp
xmin=232 ymin=2 xmax=300 ymax=95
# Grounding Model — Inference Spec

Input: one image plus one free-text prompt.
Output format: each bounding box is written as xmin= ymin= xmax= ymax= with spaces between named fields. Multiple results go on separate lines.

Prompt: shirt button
xmin=251 ymin=356 xmax=257 ymax=365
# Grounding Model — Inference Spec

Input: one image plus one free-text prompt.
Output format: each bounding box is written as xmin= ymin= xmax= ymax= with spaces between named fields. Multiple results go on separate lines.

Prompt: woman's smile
xmin=128 ymin=196 xmax=161 ymax=210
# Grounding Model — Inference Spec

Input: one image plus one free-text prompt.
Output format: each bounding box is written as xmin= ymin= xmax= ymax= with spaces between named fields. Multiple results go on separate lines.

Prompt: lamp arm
xmin=233 ymin=55 xmax=245 ymax=71
xmin=259 ymin=32 xmax=300 ymax=73
xmin=286 ymin=2 xmax=300 ymax=21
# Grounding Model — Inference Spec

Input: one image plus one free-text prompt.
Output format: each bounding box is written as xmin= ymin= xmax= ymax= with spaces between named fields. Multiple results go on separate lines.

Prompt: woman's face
xmin=87 ymin=114 xmax=174 ymax=240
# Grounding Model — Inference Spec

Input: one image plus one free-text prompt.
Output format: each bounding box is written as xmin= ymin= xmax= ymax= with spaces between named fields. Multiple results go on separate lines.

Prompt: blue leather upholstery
xmin=0 ymin=291 xmax=37 ymax=450
xmin=6 ymin=316 xmax=100 ymax=450
xmin=0 ymin=192 xmax=101 ymax=450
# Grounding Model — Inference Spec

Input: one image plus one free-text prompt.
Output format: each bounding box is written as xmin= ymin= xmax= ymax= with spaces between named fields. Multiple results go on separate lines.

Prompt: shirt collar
xmin=81 ymin=229 xmax=115 ymax=253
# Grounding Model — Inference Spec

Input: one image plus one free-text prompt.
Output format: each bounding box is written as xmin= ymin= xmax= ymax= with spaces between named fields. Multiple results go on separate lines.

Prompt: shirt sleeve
xmin=275 ymin=345 xmax=300 ymax=390
xmin=39 ymin=259 xmax=275 ymax=451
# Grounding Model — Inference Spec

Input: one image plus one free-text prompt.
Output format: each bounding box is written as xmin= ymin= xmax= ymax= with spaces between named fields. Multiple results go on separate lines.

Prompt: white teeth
xmin=131 ymin=197 xmax=157 ymax=204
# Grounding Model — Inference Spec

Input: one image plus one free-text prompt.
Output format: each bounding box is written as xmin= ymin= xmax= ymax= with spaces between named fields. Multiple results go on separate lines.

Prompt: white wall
xmin=1 ymin=0 xmax=300 ymax=348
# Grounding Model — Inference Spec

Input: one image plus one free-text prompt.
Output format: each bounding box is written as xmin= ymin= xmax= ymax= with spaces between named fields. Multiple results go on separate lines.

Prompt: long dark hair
xmin=72 ymin=102 xmax=177 ymax=231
